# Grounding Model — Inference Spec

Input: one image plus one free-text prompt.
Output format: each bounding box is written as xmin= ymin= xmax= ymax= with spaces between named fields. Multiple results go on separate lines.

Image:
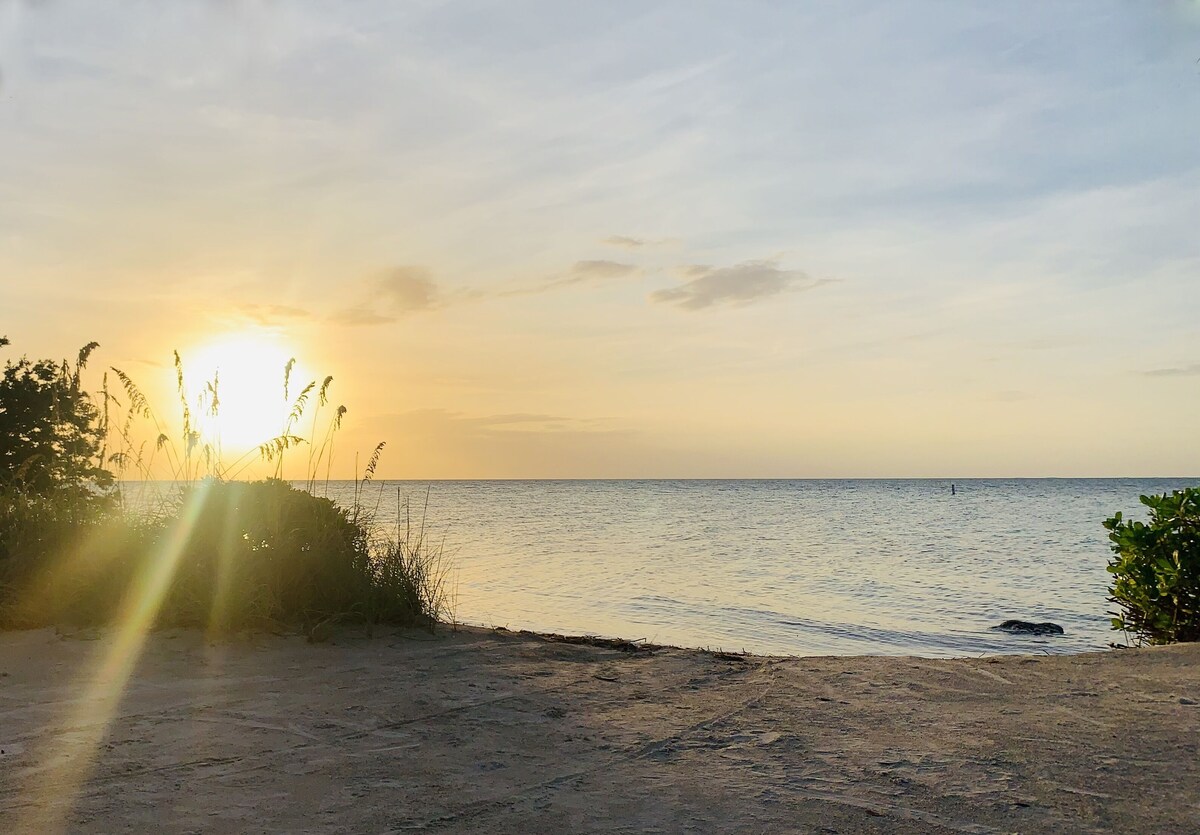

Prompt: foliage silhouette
xmin=0 ymin=336 xmax=449 ymax=634
xmin=0 ymin=337 xmax=113 ymax=502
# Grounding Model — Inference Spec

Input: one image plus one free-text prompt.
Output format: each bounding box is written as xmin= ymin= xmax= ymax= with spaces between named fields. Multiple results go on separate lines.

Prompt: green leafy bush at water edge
xmin=1105 ymin=488 xmax=1200 ymax=645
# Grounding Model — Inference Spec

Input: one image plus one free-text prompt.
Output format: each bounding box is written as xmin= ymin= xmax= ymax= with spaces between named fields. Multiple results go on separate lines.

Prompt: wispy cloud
xmin=329 ymin=307 xmax=397 ymax=326
xmin=375 ymin=267 xmax=440 ymax=310
xmin=331 ymin=267 xmax=440 ymax=326
xmin=383 ymin=409 xmax=609 ymax=433
xmin=573 ymin=260 xmax=638 ymax=279
xmin=378 ymin=408 xmax=620 ymax=451
xmin=499 ymin=260 xmax=639 ymax=298
xmin=651 ymin=260 xmax=828 ymax=311
xmin=601 ymin=236 xmax=677 ymax=250
xmin=455 ymin=411 xmax=596 ymax=431
xmin=989 ymin=390 xmax=1031 ymax=402
xmin=238 ymin=303 xmax=311 ymax=325
xmin=332 ymin=260 xmax=638 ymax=322
xmin=1144 ymin=363 xmax=1200 ymax=378
xmin=603 ymin=235 xmax=647 ymax=249
xmin=369 ymin=409 xmax=667 ymax=478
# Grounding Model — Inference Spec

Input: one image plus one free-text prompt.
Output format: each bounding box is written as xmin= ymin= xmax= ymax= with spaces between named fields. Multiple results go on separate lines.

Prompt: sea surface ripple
xmin=136 ymin=478 xmax=1196 ymax=657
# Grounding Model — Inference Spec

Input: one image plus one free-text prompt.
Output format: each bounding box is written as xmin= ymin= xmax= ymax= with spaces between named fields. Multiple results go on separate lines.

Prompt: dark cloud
xmin=651 ymin=260 xmax=826 ymax=311
xmin=1144 ymin=363 xmax=1200 ymax=377
xmin=331 ymin=266 xmax=440 ymax=326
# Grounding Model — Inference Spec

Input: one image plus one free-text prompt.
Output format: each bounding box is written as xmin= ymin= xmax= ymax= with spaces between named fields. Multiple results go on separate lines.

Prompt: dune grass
xmin=0 ymin=340 xmax=451 ymax=636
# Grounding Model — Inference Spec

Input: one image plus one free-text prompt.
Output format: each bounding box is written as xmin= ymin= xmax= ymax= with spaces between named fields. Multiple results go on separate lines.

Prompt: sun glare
xmin=184 ymin=332 xmax=307 ymax=451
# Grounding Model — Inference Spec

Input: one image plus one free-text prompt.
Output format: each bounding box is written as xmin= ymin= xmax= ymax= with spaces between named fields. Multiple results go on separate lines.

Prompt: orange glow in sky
xmin=183 ymin=331 xmax=309 ymax=452
xmin=2 ymin=3 xmax=1199 ymax=478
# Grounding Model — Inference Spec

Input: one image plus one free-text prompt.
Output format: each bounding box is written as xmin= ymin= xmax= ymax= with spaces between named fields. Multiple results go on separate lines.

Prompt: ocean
xmin=298 ymin=478 xmax=1194 ymax=658
xmin=122 ymin=477 xmax=1195 ymax=657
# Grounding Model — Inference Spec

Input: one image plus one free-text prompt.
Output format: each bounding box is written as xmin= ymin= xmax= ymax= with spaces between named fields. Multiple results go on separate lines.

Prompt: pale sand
xmin=1 ymin=626 xmax=1197 ymax=834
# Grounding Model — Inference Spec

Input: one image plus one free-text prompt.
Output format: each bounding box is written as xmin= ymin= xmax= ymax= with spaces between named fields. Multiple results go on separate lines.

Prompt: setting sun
xmin=183 ymin=332 xmax=308 ymax=451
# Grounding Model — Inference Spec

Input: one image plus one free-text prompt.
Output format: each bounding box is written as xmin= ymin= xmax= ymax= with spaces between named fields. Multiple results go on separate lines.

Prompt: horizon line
xmin=117 ymin=475 xmax=1200 ymax=483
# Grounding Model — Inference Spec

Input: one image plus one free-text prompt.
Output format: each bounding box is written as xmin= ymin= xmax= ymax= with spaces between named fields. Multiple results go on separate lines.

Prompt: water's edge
xmin=123 ymin=478 xmax=1196 ymax=658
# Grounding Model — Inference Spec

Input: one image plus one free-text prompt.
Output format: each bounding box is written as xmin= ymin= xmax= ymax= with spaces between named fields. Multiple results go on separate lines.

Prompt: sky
xmin=1 ymin=1 xmax=1199 ymax=478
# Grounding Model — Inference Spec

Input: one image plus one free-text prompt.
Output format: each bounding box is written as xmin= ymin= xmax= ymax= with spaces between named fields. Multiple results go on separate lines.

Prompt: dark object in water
xmin=994 ymin=620 xmax=1065 ymax=636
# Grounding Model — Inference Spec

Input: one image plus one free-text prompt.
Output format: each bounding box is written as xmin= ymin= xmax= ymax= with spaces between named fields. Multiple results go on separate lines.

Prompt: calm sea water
xmin=129 ymin=478 xmax=1197 ymax=658
xmin=305 ymin=478 xmax=1193 ymax=658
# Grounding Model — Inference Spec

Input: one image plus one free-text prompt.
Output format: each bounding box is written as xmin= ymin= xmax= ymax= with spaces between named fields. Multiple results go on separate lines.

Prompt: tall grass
xmin=105 ymin=350 xmax=333 ymax=487
xmin=356 ymin=485 xmax=452 ymax=630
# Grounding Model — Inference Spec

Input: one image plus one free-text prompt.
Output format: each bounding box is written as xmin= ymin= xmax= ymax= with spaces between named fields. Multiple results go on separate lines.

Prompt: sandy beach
xmin=1 ymin=626 xmax=1197 ymax=834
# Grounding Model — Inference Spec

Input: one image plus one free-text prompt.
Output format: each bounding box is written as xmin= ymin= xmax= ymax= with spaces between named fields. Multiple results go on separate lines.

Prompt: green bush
xmin=1104 ymin=488 xmax=1200 ymax=645
xmin=0 ymin=482 xmax=160 ymax=627
xmin=0 ymin=336 xmax=449 ymax=635
xmin=163 ymin=478 xmax=447 ymax=631
xmin=0 ymin=336 xmax=130 ymax=625
xmin=1 ymin=479 xmax=448 ymax=632
xmin=164 ymin=479 xmax=369 ymax=625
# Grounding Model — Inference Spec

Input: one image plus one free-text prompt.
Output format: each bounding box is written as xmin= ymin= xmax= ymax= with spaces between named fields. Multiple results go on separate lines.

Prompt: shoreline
xmin=2 ymin=624 xmax=1197 ymax=833
xmin=470 ymin=622 xmax=1111 ymax=661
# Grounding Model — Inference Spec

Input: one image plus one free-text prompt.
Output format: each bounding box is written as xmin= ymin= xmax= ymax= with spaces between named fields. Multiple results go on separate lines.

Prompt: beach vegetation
xmin=0 ymin=337 xmax=114 ymax=503
xmin=1105 ymin=488 xmax=1200 ymax=645
xmin=0 ymin=335 xmax=449 ymax=635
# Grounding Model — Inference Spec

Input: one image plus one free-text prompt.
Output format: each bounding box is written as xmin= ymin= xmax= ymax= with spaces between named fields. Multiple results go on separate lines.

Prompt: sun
xmin=183 ymin=331 xmax=309 ymax=451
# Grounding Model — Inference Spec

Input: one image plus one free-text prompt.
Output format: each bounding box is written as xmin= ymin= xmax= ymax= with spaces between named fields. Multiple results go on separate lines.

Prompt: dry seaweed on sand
xmin=518 ymin=629 xmax=661 ymax=654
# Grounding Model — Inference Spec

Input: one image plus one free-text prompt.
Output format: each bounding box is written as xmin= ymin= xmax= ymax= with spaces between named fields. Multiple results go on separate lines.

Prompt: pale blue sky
xmin=1 ymin=1 xmax=1198 ymax=476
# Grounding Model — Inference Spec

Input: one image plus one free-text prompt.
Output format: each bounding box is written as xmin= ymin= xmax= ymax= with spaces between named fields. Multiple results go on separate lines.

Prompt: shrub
xmin=170 ymin=479 xmax=449 ymax=631
xmin=0 ymin=482 xmax=160 ymax=628
xmin=1104 ymin=488 xmax=1200 ymax=645
xmin=0 ymin=338 xmax=113 ymax=503
xmin=1 ymin=478 xmax=448 ymax=632
xmin=0 ymin=336 xmax=449 ymax=635
xmin=163 ymin=478 xmax=372 ymax=628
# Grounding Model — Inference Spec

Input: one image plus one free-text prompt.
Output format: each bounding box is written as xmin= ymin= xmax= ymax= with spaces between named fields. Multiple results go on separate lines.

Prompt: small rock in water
xmin=1180 ymin=697 xmax=1197 ymax=706
xmin=993 ymin=620 xmax=1065 ymax=636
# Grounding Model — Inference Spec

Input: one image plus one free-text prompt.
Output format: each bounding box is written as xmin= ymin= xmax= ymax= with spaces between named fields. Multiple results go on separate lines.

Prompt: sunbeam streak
xmin=17 ymin=484 xmax=212 ymax=833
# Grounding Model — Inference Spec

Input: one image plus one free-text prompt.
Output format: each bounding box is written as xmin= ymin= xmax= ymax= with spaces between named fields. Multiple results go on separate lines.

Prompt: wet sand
xmin=1 ymin=626 xmax=1197 ymax=833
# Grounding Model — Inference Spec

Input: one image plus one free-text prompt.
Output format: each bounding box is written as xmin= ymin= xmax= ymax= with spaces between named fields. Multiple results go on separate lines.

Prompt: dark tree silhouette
xmin=0 ymin=337 xmax=113 ymax=500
